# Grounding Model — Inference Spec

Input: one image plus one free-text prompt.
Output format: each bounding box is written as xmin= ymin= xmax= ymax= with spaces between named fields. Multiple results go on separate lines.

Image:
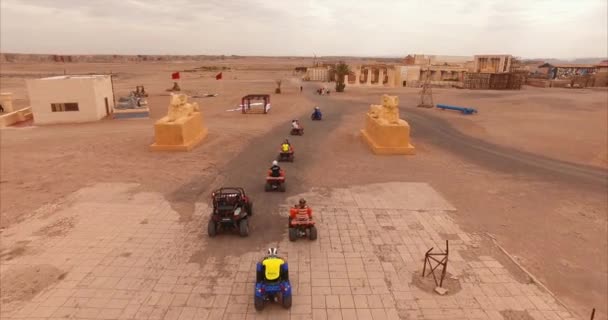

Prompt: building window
xmin=51 ymin=103 xmax=79 ymax=112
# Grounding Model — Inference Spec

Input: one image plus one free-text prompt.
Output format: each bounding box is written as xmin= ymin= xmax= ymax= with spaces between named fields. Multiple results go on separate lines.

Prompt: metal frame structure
xmin=241 ymin=94 xmax=270 ymax=114
xmin=422 ymin=240 xmax=449 ymax=288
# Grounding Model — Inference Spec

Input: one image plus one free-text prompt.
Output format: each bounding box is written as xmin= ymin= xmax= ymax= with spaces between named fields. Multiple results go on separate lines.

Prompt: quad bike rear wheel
xmin=239 ymin=219 xmax=249 ymax=237
xmin=207 ymin=220 xmax=216 ymax=237
xmin=309 ymin=226 xmax=318 ymax=240
xmin=282 ymin=294 xmax=292 ymax=309
xmin=264 ymin=183 xmax=271 ymax=192
xmin=288 ymin=228 xmax=297 ymax=241
xmin=279 ymin=183 xmax=286 ymax=192
xmin=254 ymin=296 xmax=264 ymax=311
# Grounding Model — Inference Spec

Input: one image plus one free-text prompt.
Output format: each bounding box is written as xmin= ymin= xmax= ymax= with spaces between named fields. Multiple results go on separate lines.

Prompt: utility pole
xmin=417 ymin=68 xmax=434 ymax=108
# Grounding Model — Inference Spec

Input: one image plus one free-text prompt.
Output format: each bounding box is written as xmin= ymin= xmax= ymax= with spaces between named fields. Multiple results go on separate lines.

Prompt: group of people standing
xmin=316 ymin=88 xmax=330 ymax=95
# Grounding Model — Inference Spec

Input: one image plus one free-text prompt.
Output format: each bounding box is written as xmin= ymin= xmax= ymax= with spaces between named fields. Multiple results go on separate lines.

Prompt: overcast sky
xmin=1 ymin=0 xmax=606 ymax=59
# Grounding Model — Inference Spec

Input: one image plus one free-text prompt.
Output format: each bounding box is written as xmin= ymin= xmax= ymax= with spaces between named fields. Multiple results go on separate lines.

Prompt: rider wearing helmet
xmin=259 ymin=247 xmax=289 ymax=282
xmin=281 ymin=139 xmax=292 ymax=153
xmin=312 ymin=107 xmax=322 ymax=119
xmin=269 ymin=160 xmax=281 ymax=177
xmin=289 ymin=198 xmax=313 ymax=226
xmin=291 ymin=120 xmax=300 ymax=130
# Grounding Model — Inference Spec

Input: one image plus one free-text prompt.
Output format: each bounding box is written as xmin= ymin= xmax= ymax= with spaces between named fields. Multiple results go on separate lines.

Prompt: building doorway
xmin=104 ymin=97 xmax=110 ymax=116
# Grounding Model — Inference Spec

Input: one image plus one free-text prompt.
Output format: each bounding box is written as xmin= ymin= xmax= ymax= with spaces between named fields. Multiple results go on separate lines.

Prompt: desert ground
xmin=0 ymin=58 xmax=607 ymax=320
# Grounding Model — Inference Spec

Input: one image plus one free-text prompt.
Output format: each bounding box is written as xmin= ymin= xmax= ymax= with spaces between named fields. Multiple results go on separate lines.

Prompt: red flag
xmin=215 ymin=72 xmax=222 ymax=80
xmin=171 ymin=72 xmax=180 ymax=80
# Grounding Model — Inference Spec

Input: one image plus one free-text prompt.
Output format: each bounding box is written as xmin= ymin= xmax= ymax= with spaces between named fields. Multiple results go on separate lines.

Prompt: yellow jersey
xmin=281 ymin=144 xmax=290 ymax=152
xmin=262 ymin=257 xmax=285 ymax=280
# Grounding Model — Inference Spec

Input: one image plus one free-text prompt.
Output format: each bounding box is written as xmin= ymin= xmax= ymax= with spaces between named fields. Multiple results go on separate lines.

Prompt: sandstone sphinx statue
xmin=164 ymin=93 xmax=200 ymax=123
xmin=360 ymin=94 xmax=415 ymax=155
xmin=368 ymin=94 xmax=400 ymax=125
xmin=150 ymin=94 xmax=207 ymax=151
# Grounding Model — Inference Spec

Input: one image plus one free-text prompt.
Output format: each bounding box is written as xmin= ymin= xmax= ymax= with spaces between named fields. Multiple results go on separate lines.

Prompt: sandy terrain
xmin=1 ymin=59 xmax=607 ymax=318
xmin=331 ymin=86 xmax=608 ymax=169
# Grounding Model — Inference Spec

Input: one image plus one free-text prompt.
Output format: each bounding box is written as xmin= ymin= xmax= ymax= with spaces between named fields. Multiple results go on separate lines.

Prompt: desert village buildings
xmin=304 ymin=65 xmax=331 ymax=82
xmin=341 ymin=55 xmax=503 ymax=89
xmin=26 ymin=75 xmax=115 ymax=125
xmin=303 ymin=53 xmax=606 ymax=90
xmin=1 ymin=53 xmax=606 ymax=127
xmin=473 ymin=55 xmax=513 ymax=73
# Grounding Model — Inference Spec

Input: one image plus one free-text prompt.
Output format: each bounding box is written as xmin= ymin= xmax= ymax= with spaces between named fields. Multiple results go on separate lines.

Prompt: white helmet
xmin=315 ymin=107 xmax=320 ymax=110
xmin=267 ymin=247 xmax=278 ymax=256
xmin=272 ymin=160 xmax=278 ymax=166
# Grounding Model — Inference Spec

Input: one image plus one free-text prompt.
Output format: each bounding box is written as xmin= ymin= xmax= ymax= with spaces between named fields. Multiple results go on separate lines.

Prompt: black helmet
xmin=299 ymin=198 xmax=306 ymax=205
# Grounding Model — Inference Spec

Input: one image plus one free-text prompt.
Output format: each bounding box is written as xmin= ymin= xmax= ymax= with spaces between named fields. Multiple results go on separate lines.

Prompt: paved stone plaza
xmin=0 ymin=182 xmax=577 ymax=319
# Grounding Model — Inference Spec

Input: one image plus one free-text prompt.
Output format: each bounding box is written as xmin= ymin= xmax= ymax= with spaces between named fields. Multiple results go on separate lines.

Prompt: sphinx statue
xmin=150 ymin=93 xmax=207 ymax=151
xmin=165 ymin=93 xmax=200 ymax=123
xmin=368 ymin=94 xmax=400 ymax=125
xmin=360 ymin=94 xmax=415 ymax=155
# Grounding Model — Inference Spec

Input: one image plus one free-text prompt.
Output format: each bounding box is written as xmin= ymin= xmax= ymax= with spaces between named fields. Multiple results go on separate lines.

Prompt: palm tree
xmin=275 ymin=79 xmax=282 ymax=94
xmin=332 ymin=62 xmax=350 ymax=92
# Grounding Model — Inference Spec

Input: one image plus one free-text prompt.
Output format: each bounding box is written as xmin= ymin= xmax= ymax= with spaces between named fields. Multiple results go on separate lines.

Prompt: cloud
xmin=1 ymin=0 xmax=606 ymax=58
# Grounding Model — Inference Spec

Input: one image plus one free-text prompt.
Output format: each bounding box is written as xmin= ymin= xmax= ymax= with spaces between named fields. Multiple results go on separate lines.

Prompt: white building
xmin=26 ymin=75 xmax=115 ymax=125
xmin=304 ymin=66 xmax=330 ymax=82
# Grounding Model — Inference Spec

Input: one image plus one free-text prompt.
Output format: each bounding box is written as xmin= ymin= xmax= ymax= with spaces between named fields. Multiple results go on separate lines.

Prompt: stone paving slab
xmin=0 ymin=182 xmax=577 ymax=320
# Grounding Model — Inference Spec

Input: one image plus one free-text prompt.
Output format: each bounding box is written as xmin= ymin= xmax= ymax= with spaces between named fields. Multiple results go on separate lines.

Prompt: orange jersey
xmin=289 ymin=206 xmax=312 ymax=218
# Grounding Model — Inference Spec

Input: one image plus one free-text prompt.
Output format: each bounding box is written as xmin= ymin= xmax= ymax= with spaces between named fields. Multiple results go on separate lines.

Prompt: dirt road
xmin=178 ymin=87 xmax=607 ymax=317
xmin=171 ymin=86 xmax=347 ymax=261
xmin=401 ymin=106 xmax=608 ymax=187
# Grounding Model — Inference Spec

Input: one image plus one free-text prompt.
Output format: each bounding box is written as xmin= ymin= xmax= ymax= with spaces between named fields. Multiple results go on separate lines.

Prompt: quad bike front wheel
xmin=309 ymin=226 xmax=318 ymax=240
xmin=279 ymin=183 xmax=286 ymax=192
xmin=207 ymin=220 xmax=217 ymax=237
xmin=264 ymin=183 xmax=271 ymax=192
xmin=239 ymin=219 xmax=249 ymax=237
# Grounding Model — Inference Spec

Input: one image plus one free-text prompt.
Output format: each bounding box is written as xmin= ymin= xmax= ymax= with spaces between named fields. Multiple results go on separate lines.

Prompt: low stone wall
xmin=406 ymin=80 xmax=462 ymax=88
xmin=0 ymin=107 xmax=33 ymax=127
xmin=526 ymin=79 xmax=550 ymax=88
xmin=593 ymin=73 xmax=608 ymax=87
xmin=113 ymin=107 xmax=150 ymax=119
xmin=550 ymin=80 xmax=572 ymax=88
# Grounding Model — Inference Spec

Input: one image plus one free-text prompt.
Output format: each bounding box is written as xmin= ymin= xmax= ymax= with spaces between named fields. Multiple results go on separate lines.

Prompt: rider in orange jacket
xmin=289 ymin=199 xmax=312 ymax=226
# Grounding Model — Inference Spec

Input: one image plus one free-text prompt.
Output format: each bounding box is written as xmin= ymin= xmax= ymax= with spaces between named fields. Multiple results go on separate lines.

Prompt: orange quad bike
xmin=265 ymin=169 xmax=286 ymax=192
xmin=288 ymin=207 xmax=317 ymax=241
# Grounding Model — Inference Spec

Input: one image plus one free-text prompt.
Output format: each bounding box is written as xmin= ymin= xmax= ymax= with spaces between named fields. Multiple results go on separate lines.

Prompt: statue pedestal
xmin=360 ymin=114 xmax=415 ymax=155
xmin=150 ymin=112 xmax=207 ymax=151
